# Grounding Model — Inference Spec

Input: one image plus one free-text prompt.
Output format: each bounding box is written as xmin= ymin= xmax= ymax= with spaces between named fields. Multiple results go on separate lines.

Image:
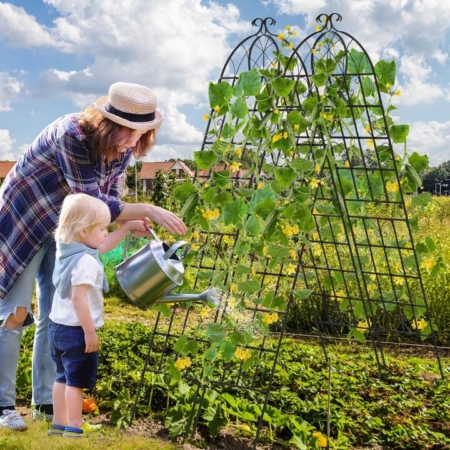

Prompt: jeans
xmin=0 ymin=237 xmax=56 ymax=407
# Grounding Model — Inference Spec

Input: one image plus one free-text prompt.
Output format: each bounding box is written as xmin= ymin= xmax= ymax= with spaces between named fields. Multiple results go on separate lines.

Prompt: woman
xmin=0 ymin=81 xmax=187 ymax=430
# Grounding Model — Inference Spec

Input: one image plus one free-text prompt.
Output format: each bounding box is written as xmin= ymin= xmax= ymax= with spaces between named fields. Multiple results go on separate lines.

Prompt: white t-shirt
xmin=50 ymin=254 xmax=105 ymax=328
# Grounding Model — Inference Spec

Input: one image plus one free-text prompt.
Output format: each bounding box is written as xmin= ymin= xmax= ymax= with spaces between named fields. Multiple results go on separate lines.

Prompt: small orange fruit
xmin=82 ymin=397 xmax=97 ymax=414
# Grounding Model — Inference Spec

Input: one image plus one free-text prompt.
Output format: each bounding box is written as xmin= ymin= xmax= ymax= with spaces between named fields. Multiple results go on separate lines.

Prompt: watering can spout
xmin=155 ymin=288 xmax=222 ymax=307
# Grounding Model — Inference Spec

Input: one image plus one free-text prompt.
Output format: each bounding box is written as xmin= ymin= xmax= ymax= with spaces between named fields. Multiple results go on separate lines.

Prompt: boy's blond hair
xmin=55 ymin=193 xmax=111 ymax=243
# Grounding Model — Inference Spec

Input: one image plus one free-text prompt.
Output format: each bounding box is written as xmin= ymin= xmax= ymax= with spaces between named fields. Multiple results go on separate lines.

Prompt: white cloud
xmin=0 ymin=3 xmax=56 ymax=47
xmin=0 ymin=129 xmax=16 ymax=160
xmin=408 ymin=121 xmax=450 ymax=166
xmin=397 ymin=55 xmax=444 ymax=105
xmin=0 ymin=72 xmax=22 ymax=111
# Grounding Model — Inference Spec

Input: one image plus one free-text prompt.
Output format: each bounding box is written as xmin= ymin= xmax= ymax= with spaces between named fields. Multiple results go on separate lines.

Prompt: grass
xmin=0 ymin=420 xmax=178 ymax=450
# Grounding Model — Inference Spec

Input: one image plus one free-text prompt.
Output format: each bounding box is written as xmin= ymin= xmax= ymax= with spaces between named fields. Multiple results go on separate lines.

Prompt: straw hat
xmin=94 ymin=82 xmax=164 ymax=131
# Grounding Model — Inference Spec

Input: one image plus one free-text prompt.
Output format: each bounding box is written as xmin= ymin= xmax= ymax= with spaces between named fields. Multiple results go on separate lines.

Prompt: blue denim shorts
xmin=49 ymin=321 xmax=98 ymax=390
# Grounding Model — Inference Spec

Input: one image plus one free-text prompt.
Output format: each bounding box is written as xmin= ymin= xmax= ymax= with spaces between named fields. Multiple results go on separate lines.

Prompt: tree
xmin=150 ymin=170 xmax=170 ymax=208
xmin=125 ymin=161 xmax=143 ymax=196
xmin=421 ymin=162 xmax=450 ymax=194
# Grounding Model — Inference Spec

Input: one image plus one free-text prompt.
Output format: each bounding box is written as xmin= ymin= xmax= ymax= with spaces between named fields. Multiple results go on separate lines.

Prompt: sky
xmin=0 ymin=0 xmax=449 ymax=166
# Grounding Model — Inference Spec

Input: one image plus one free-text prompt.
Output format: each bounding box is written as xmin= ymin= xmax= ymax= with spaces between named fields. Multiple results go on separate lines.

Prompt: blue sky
xmin=0 ymin=0 xmax=449 ymax=166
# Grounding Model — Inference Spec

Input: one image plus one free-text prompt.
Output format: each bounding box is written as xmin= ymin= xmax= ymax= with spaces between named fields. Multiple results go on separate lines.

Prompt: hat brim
xmin=94 ymin=96 xmax=164 ymax=131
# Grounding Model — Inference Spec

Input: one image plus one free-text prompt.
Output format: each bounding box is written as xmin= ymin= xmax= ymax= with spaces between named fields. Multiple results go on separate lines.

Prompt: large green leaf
xmin=274 ymin=167 xmax=296 ymax=188
xmin=234 ymin=68 xmax=261 ymax=96
xmin=230 ymin=97 xmax=248 ymax=119
xmin=408 ymin=152 xmax=429 ymax=172
xmin=272 ymin=77 xmax=295 ymax=96
xmin=223 ymin=199 xmax=247 ymax=225
xmin=194 ymin=150 xmax=217 ymax=170
xmin=389 ymin=124 xmax=409 ymax=143
xmin=375 ymin=59 xmax=396 ymax=87
xmin=208 ymin=81 xmax=233 ymax=109
xmin=172 ymin=180 xmax=195 ymax=202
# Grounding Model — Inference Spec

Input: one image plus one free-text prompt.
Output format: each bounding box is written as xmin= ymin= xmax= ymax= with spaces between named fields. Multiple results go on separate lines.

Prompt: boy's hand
xmin=123 ymin=219 xmax=150 ymax=238
xmin=84 ymin=330 xmax=99 ymax=353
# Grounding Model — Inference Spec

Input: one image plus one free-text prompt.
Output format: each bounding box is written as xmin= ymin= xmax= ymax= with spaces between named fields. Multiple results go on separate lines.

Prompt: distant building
xmin=0 ymin=161 xmax=15 ymax=185
xmin=138 ymin=160 xmax=194 ymax=194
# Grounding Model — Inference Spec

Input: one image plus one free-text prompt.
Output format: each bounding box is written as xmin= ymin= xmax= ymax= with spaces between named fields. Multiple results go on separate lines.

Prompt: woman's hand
xmin=148 ymin=205 xmax=187 ymax=235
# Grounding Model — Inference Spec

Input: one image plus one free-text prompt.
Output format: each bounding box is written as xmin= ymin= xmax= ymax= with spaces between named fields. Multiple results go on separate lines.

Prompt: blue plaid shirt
xmin=0 ymin=113 xmax=132 ymax=299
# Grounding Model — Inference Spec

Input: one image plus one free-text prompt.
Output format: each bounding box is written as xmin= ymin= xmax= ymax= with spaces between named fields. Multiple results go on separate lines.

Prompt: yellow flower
xmin=396 ymin=89 xmax=401 ymax=96
xmin=318 ymin=42 xmax=324 ymax=47
xmin=294 ymin=124 xmax=299 ymax=131
xmin=288 ymin=43 xmax=293 ymax=49
xmin=203 ymin=113 xmax=209 ymax=121
xmin=357 ymin=321 xmax=369 ymax=333
xmin=311 ymin=48 xmax=316 ymax=54
xmin=335 ymin=290 xmax=345 ymax=302
xmin=366 ymin=139 xmax=374 ymax=149
xmin=273 ymin=108 xmax=279 ymax=115
xmin=230 ymin=161 xmax=241 ymax=173
xmin=213 ymin=105 xmax=220 ymax=113
xmin=365 ymin=125 xmax=371 ymax=133
xmin=202 ymin=209 xmax=220 ymax=221
xmin=285 ymin=25 xmax=291 ymax=31
xmin=292 ymin=31 xmax=297 ymax=37
xmin=310 ymin=178 xmax=320 ymax=189
xmin=235 ymin=147 xmax=242 ymax=158
xmin=191 ymin=230 xmax=200 ymax=240
xmin=204 ymin=182 xmax=209 ymax=188
xmin=272 ymin=133 xmax=283 ymax=143
xmin=344 ymin=160 xmax=350 ymax=168
xmin=286 ymin=264 xmax=297 ymax=275
xmin=230 ymin=284 xmax=237 ymax=293
xmin=289 ymin=249 xmax=297 ymax=259
xmin=420 ymin=257 xmax=436 ymax=271
xmin=227 ymin=296 xmax=238 ymax=309
xmin=263 ymin=245 xmax=269 ymax=256
xmin=277 ymin=33 xmax=285 ymax=40
xmin=174 ymin=357 xmax=191 ymax=371
xmin=412 ymin=318 xmax=427 ymax=331
xmin=257 ymin=182 xmax=264 ymax=189
xmin=313 ymin=431 xmax=327 ymax=448
xmin=315 ymin=25 xmax=322 ymax=32
xmin=262 ymin=312 xmax=279 ymax=326
xmin=394 ymin=277 xmax=405 ymax=286
xmin=386 ymin=83 xmax=391 ymax=89
xmin=315 ymin=164 xmax=321 ymax=174
xmin=386 ymin=181 xmax=399 ymax=193
xmin=235 ymin=347 xmax=252 ymax=361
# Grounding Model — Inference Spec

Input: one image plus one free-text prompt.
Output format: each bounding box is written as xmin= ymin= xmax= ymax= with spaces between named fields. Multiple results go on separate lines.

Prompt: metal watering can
xmin=115 ymin=229 xmax=221 ymax=309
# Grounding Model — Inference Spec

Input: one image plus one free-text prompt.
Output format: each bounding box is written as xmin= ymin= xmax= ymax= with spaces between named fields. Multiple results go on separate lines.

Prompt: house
xmin=0 ymin=161 xmax=15 ymax=185
xmin=139 ymin=160 xmax=194 ymax=193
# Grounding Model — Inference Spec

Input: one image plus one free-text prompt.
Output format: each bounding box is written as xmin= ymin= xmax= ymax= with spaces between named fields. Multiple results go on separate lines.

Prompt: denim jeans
xmin=0 ymin=237 xmax=56 ymax=407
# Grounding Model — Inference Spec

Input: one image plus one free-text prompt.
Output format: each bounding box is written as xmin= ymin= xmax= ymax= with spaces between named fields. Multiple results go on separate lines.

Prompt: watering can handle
xmin=163 ymin=240 xmax=190 ymax=261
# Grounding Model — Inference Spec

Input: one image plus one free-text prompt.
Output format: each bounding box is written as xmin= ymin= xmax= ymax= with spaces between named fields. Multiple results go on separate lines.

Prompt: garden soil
xmin=16 ymin=404 xmax=286 ymax=450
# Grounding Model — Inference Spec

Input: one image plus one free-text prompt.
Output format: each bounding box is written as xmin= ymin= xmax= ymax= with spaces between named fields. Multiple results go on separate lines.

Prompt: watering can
xmin=115 ymin=228 xmax=221 ymax=309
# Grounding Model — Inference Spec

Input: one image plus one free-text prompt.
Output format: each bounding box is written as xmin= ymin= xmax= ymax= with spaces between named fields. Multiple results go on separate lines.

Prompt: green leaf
xmin=362 ymin=76 xmax=375 ymax=97
xmin=287 ymin=110 xmax=310 ymax=133
xmin=174 ymin=335 xmax=188 ymax=353
xmin=293 ymin=289 xmax=313 ymax=300
xmin=172 ymin=180 xmax=195 ymax=202
xmin=248 ymin=185 xmax=276 ymax=213
xmin=230 ymin=97 xmax=248 ymax=119
xmin=274 ymin=167 xmax=296 ymax=188
xmin=411 ymin=192 xmax=432 ymax=207
xmin=408 ymin=152 xmax=429 ymax=172
xmin=244 ymin=215 xmax=262 ymax=235
xmin=237 ymin=280 xmax=261 ymax=294
xmin=291 ymin=158 xmax=315 ymax=174
xmin=253 ymin=198 xmax=276 ymax=219
xmin=375 ymin=59 xmax=396 ymax=87
xmin=272 ymin=77 xmax=295 ymax=96
xmin=212 ymin=192 xmax=233 ymax=207
xmin=348 ymin=48 xmax=371 ymax=73
xmin=389 ymin=124 xmax=409 ymax=143
xmin=212 ymin=170 xmax=230 ymax=188
xmin=194 ymin=150 xmax=217 ymax=170
xmin=311 ymin=73 xmax=328 ymax=87
xmin=220 ymin=122 xmax=235 ymax=139
xmin=220 ymin=341 xmax=237 ymax=362
xmin=234 ymin=68 xmax=262 ymax=96
xmin=208 ymin=81 xmax=233 ymax=109
xmin=206 ymin=323 xmax=225 ymax=343
xmin=267 ymin=245 xmax=289 ymax=260
xmin=223 ymin=199 xmax=247 ymax=226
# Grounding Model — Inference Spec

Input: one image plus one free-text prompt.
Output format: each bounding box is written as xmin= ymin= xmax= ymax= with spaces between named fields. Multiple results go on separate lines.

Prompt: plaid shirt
xmin=0 ymin=113 xmax=132 ymax=299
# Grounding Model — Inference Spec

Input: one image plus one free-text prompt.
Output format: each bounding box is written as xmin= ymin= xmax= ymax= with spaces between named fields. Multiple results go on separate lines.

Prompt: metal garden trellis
xmin=131 ymin=13 xmax=443 ymax=448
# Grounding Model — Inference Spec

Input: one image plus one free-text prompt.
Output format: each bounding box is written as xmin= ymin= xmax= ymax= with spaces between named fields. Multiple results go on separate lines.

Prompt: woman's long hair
xmin=79 ymin=105 xmax=156 ymax=163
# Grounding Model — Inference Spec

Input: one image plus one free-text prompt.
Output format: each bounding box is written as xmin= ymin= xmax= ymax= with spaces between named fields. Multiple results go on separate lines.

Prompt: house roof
xmin=139 ymin=161 xmax=194 ymax=179
xmin=0 ymin=161 xmax=15 ymax=178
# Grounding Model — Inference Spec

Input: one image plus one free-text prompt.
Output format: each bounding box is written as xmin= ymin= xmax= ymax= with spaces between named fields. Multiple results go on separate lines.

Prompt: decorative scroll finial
xmin=315 ymin=13 xmax=342 ymax=31
xmin=251 ymin=17 xmax=276 ymax=34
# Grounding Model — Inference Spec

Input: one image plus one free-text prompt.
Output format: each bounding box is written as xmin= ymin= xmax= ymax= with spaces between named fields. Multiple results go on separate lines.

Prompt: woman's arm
xmin=117 ymin=203 xmax=187 ymax=235
xmin=98 ymin=220 xmax=147 ymax=254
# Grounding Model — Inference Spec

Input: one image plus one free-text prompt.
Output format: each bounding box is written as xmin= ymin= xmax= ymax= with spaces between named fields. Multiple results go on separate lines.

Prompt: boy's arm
xmin=98 ymin=220 xmax=147 ymax=254
xmin=72 ymin=284 xmax=99 ymax=353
